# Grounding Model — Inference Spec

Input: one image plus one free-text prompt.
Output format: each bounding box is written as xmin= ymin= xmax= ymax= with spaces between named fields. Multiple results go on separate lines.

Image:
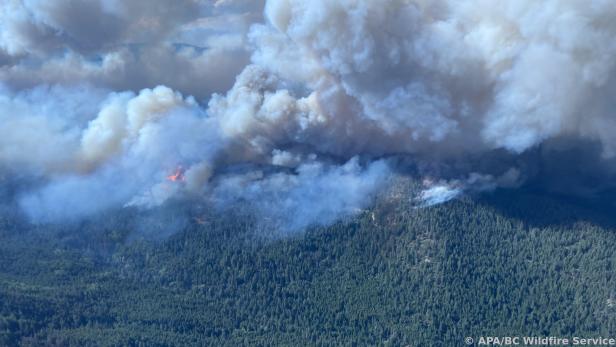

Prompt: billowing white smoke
xmin=2 ymin=0 xmax=616 ymax=229
xmin=250 ymin=0 xmax=616 ymax=156
xmin=212 ymin=158 xmax=389 ymax=231
xmin=0 ymin=0 xmax=263 ymax=99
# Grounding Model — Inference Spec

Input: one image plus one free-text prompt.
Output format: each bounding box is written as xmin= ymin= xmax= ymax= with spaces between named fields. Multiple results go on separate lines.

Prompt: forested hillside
xmin=1 ymin=189 xmax=615 ymax=346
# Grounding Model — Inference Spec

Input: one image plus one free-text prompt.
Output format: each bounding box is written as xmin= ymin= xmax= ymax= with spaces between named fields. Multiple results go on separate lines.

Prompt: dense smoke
xmin=2 ymin=0 xmax=616 ymax=230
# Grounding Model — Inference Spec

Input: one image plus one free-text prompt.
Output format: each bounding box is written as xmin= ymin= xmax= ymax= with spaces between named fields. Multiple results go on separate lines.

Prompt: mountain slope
xmin=1 ymin=190 xmax=615 ymax=346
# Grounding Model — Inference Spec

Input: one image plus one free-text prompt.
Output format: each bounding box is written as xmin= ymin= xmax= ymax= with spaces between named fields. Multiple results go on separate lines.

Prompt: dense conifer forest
xmin=1 ymin=188 xmax=615 ymax=346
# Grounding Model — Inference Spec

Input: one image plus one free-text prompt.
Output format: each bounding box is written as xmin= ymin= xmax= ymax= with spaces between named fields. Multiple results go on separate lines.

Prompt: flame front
xmin=167 ymin=166 xmax=184 ymax=182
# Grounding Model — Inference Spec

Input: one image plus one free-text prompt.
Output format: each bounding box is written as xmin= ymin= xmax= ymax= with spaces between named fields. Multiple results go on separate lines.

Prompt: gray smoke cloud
xmin=0 ymin=0 xmax=264 ymax=99
xmin=2 ymin=0 xmax=616 ymax=230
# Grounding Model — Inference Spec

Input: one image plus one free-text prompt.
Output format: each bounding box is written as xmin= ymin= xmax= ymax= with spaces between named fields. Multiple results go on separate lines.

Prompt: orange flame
xmin=166 ymin=166 xmax=185 ymax=182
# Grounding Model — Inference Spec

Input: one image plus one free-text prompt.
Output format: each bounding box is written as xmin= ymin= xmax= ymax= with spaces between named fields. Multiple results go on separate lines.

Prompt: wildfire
xmin=166 ymin=166 xmax=185 ymax=182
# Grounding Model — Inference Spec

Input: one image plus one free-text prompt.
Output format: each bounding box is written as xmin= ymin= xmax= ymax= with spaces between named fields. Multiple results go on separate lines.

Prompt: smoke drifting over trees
xmin=2 ymin=0 xmax=616 ymax=229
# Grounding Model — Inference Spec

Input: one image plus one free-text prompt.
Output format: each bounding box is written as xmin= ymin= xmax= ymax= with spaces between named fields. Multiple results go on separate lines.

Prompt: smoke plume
xmin=2 ymin=0 xmax=616 ymax=230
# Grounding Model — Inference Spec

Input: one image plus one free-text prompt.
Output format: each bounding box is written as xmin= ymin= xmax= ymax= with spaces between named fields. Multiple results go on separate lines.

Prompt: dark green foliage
xmin=0 ymin=190 xmax=615 ymax=346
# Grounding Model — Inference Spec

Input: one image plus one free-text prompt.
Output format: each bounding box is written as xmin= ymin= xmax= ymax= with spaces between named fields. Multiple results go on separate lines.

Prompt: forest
xmin=1 ymin=186 xmax=615 ymax=346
